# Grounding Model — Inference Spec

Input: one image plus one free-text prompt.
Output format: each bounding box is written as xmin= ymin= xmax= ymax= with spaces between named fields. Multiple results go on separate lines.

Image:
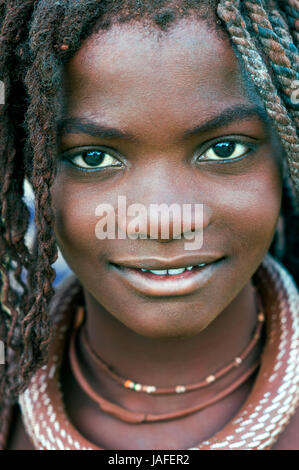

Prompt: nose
xmin=121 ymin=203 xmax=206 ymax=242
xmin=117 ymin=165 xmax=211 ymax=243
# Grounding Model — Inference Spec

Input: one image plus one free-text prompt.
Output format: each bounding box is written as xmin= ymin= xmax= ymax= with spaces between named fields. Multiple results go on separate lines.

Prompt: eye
xmin=62 ymin=149 xmax=122 ymax=171
xmin=200 ymin=141 xmax=253 ymax=161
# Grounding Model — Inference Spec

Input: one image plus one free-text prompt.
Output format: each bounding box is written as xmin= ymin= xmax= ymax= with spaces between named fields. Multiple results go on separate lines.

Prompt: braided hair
xmin=0 ymin=0 xmax=298 ymax=446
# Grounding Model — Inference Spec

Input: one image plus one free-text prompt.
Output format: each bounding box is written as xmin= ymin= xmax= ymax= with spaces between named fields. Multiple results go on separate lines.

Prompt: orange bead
xmin=258 ymin=313 xmax=265 ymax=322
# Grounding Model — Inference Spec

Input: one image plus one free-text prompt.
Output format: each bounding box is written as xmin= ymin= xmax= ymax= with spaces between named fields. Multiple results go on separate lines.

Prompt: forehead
xmin=63 ymin=18 xmax=256 ymax=125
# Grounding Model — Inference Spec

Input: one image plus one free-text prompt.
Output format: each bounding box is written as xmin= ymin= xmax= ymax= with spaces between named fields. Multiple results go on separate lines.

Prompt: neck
xmin=80 ymin=280 xmax=258 ymax=389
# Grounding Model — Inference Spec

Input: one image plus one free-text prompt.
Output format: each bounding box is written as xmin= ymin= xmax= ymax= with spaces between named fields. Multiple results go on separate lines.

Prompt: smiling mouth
xmin=117 ymin=263 xmax=209 ymax=278
xmin=110 ymin=257 xmax=225 ymax=296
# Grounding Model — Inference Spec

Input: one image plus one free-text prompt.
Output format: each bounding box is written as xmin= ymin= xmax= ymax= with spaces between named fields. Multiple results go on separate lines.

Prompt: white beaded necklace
xmin=19 ymin=254 xmax=299 ymax=450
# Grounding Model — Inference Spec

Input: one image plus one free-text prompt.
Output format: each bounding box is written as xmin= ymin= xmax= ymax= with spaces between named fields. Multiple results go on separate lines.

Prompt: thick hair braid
xmin=244 ymin=0 xmax=299 ymax=128
xmin=268 ymin=2 xmax=299 ymax=77
xmin=19 ymin=2 xmax=66 ymax=384
xmin=269 ymin=3 xmax=299 ymax=135
xmin=0 ymin=2 xmax=37 ymax=348
xmin=280 ymin=0 xmax=299 ymax=47
xmin=270 ymin=1 xmax=296 ymax=43
xmin=217 ymin=0 xmax=299 ymax=203
xmin=0 ymin=0 xmax=37 ymax=310
xmin=0 ymin=0 xmax=39 ymax=440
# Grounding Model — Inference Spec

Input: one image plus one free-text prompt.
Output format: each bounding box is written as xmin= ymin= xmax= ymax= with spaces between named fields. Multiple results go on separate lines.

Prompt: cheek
xmin=50 ymin=177 xmax=100 ymax=259
xmin=213 ymin=162 xmax=282 ymax=261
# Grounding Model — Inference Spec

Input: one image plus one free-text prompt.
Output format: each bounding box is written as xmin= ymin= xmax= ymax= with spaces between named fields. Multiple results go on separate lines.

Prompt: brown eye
xmin=65 ymin=149 xmax=122 ymax=170
xmin=211 ymin=142 xmax=236 ymax=158
xmin=83 ymin=151 xmax=106 ymax=166
xmin=200 ymin=141 xmax=252 ymax=161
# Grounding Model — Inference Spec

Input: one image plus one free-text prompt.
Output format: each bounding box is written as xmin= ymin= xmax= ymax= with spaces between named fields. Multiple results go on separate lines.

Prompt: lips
xmin=110 ymin=253 xmax=224 ymax=270
xmin=109 ymin=255 xmax=225 ymax=297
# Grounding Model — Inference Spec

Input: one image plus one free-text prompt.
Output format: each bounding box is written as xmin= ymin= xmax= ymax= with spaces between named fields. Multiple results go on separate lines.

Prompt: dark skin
xmin=7 ymin=17 xmax=299 ymax=450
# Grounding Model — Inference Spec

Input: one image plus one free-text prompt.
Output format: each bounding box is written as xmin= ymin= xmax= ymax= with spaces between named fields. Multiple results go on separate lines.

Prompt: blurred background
xmin=23 ymin=178 xmax=72 ymax=288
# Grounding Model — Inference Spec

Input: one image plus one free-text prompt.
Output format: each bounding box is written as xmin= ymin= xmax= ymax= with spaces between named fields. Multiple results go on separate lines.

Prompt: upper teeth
xmin=141 ymin=264 xmax=207 ymax=275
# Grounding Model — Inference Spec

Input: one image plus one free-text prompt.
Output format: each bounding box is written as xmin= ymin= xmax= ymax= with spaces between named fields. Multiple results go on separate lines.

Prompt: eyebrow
xmin=58 ymin=104 xmax=268 ymax=141
xmin=58 ymin=117 xmax=135 ymax=141
xmin=182 ymin=104 xmax=268 ymax=139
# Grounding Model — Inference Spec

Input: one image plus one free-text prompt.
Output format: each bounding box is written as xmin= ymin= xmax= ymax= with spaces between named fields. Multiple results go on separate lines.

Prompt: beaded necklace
xmin=19 ymin=254 xmax=299 ymax=450
xmin=76 ymin=302 xmax=265 ymax=396
xmin=67 ymin=300 xmax=264 ymax=424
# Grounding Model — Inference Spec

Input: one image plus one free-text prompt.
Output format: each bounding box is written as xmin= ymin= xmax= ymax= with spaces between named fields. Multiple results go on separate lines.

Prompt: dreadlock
xmin=0 ymin=0 xmax=298 ymax=447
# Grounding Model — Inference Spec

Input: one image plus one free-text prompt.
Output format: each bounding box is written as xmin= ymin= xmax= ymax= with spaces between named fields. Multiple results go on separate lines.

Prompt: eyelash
xmin=197 ymin=139 xmax=256 ymax=163
xmin=61 ymin=139 xmax=257 ymax=172
xmin=61 ymin=149 xmax=123 ymax=172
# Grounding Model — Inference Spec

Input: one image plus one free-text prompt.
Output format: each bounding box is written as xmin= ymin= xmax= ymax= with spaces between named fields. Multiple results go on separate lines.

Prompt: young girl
xmin=1 ymin=0 xmax=299 ymax=450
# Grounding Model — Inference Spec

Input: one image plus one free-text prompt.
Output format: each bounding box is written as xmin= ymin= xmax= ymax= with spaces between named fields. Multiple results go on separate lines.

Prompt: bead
xmin=124 ymin=380 xmax=134 ymax=389
xmin=135 ymin=383 xmax=142 ymax=391
xmin=206 ymin=375 xmax=216 ymax=383
xmin=146 ymin=386 xmax=156 ymax=394
xmin=175 ymin=385 xmax=186 ymax=393
xmin=235 ymin=357 xmax=242 ymax=365
xmin=258 ymin=313 xmax=265 ymax=322
xmin=60 ymin=44 xmax=69 ymax=51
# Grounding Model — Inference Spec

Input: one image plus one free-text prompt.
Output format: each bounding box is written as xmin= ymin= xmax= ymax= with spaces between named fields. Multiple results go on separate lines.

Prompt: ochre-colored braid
xmin=21 ymin=0 xmax=107 ymax=370
xmin=270 ymin=1 xmax=296 ymax=43
xmin=0 ymin=0 xmax=35 ymax=303
xmin=0 ymin=0 xmax=38 ymax=314
xmin=269 ymin=2 xmax=299 ymax=132
xmin=244 ymin=0 xmax=299 ymax=129
xmin=217 ymin=0 xmax=299 ymax=204
xmin=0 ymin=1 xmax=40 ymax=440
xmin=268 ymin=1 xmax=299 ymax=77
xmin=19 ymin=1 xmax=67 ymax=384
xmin=0 ymin=0 xmax=38 ymax=392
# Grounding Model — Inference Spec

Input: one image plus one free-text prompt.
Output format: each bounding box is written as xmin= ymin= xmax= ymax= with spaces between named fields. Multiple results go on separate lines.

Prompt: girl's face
xmin=51 ymin=18 xmax=283 ymax=338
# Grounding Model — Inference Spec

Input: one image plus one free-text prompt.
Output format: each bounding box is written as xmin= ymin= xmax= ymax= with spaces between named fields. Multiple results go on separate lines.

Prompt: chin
xmin=116 ymin=309 xmax=214 ymax=340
